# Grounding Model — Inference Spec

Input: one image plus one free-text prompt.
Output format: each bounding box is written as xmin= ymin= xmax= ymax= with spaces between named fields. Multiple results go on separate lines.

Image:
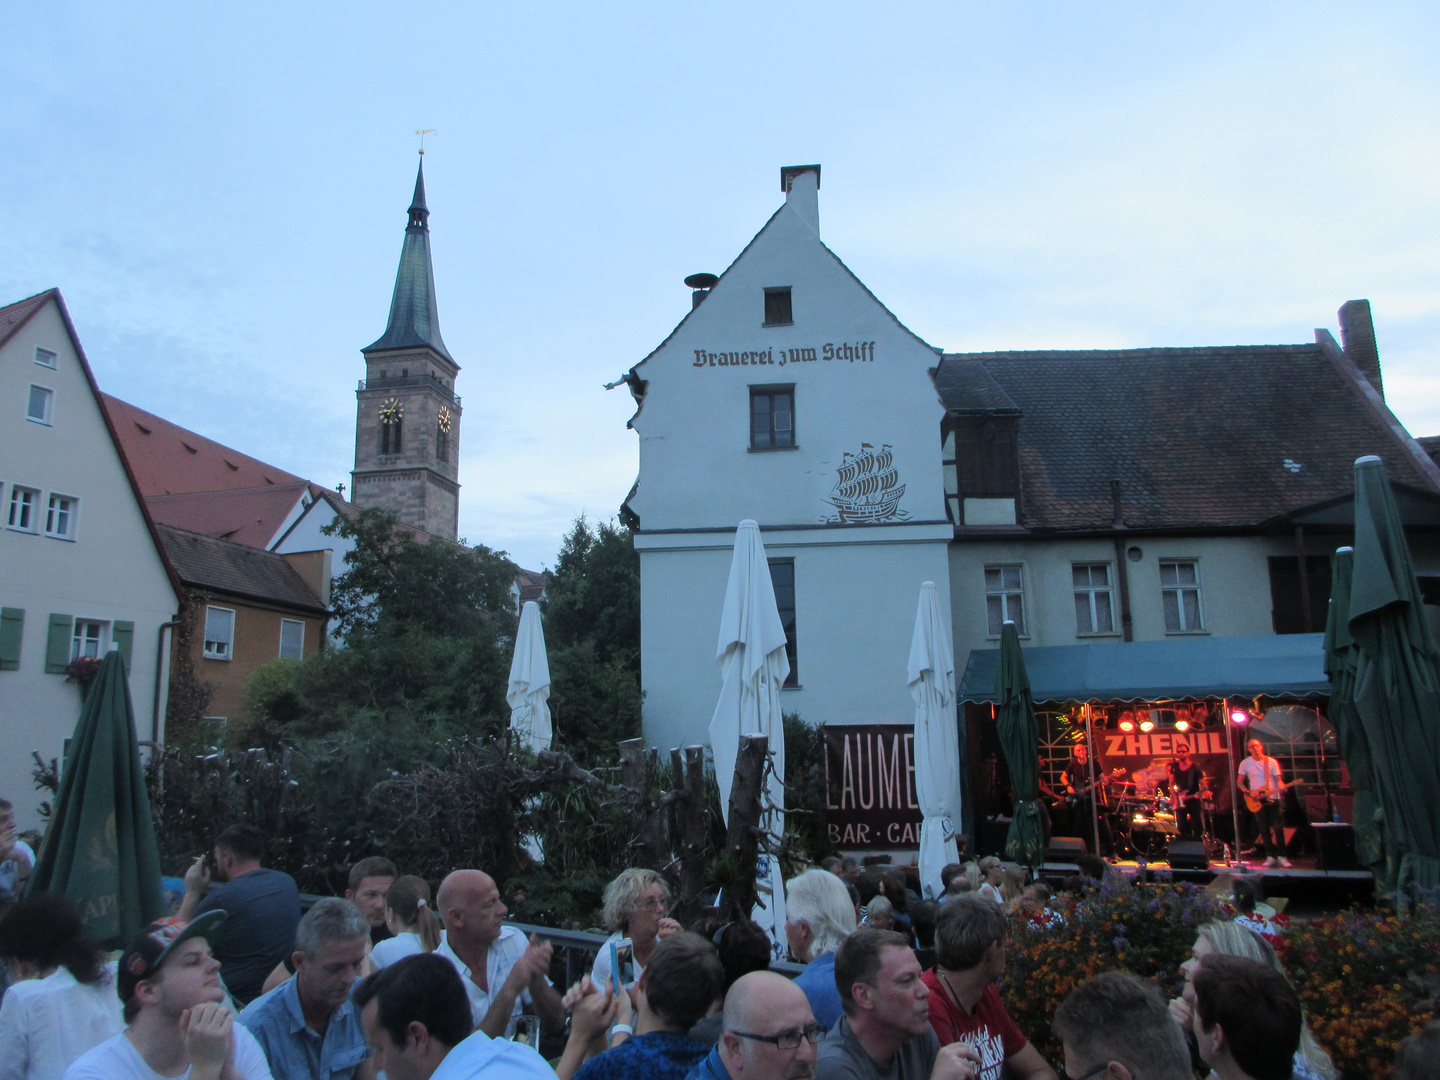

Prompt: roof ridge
xmin=945 ymin=343 xmax=1322 ymax=360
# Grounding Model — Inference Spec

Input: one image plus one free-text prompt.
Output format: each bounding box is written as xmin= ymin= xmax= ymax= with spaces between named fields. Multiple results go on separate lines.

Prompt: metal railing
xmin=357 ymin=374 xmax=461 ymax=406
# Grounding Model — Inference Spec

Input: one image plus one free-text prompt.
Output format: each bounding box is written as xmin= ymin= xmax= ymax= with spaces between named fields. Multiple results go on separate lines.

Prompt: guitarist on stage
xmin=1238 ymin=738 xmax=1292 ymax=868
xmin=1167 ymin=744 xmax=1203 ymax=841
xmin=1060 ymin=744 xmax=1115 ymax=858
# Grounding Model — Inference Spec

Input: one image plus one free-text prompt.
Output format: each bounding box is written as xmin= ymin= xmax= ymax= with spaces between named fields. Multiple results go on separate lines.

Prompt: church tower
xmin=352 ymin=155 xmax=462 ymax=538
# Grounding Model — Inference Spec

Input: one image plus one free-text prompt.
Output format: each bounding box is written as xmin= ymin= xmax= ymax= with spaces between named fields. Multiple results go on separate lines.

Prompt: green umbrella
xmin=1323 ymin=547 xmax=1384 ymax=870
xmin=996 ymin=622 xmax=1045 ymax=871
xmin=1348 ymin=456 xmax=1440 ymax=890
xmin=28 ymin=649 xmax=166 ymax=946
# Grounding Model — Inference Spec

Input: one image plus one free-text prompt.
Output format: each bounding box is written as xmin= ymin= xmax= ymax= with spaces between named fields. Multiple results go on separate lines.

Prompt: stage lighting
xmin=1139 ymin=718 xmax=1155 ymax=732
xmin=1230 ymin=709 xmax=1251 ymax=725
xmin=1119 ymin=718 xmax=1135 ymax=732
xmin=1174 ymin=719 xmax=1190 ymax=732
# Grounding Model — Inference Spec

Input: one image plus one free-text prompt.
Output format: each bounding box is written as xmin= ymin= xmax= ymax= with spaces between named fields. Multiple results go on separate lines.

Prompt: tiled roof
xmin=936 ymin=344 xmax=1438 ymax=530
xmin=157 ymin=523 xmax=327 ymax=612
xmin=146 ymin=484 xmax=313 ymax=549
xmin=1420 ymin=435 xmax=1440 ymax=467
xmin=0 ymin=290 xmax=53 ymax=348
xmin=515 ymin=568 xmax=550 ymax=604
xmin=101 ymin=394 xmax=310 ymax=495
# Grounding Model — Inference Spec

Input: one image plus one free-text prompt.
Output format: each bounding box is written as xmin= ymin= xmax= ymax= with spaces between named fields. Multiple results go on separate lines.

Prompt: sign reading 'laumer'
xmin=824 ymin=723 xmax=923 ymax=849
xmin=693 ymin=341 xmax=876 ymax=368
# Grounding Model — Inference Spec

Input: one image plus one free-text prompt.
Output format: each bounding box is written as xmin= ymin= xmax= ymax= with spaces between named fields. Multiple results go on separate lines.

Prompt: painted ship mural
xmin=824 ymin=443 xmax=910 ymax=523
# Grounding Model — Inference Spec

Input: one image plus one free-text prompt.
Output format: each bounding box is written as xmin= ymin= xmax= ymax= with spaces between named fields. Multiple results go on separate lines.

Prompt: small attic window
xmin=182 ymin=442 xmax=197 ymax=454
xmin=764 ymin=288 xmax=793 ymax=327
xmin=224 ymin=460 xmax=238 ymax=471
xmin=134 ymin=421 xmax=152 ymax=435
xmin=35 ymin=348 xmax=57 ymax=369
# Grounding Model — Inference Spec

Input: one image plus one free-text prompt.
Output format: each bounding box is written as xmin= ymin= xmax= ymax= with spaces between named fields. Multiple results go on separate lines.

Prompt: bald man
xmin=691 ymin=971 xmax=821 ymax=1080
xmin=433 ymin=869 xmax=565 ymax=1037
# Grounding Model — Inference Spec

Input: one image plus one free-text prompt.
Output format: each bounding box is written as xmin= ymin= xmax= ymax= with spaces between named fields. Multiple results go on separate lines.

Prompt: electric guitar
xmin=1054 ymin=768 xmax=1127 ymax=809
xmin=1242 ymin=779 xmax=1300 ymax=813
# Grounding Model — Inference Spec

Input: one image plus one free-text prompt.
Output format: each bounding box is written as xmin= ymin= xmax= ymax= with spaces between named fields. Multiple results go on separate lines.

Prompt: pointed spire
xmin=365 ymin=155 xmax=452 ymax=362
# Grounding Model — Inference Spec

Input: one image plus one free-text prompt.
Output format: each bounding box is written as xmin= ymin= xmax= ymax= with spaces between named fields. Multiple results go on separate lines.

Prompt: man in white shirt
xmin=1237 ymin=740 xmax=1291 ymax=868
xmin=62 ymin=912 xmax=274 ymax=1080
xmin=354 ymin=952 xmax=556 ymax=1079
xmin=0 ymin=798 xmax=34 ymax=902
xmin=433 ymin=870 xmax=564 ymax=1038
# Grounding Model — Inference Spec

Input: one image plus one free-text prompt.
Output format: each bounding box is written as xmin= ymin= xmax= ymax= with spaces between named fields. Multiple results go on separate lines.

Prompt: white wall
xmin=0 ymin=300 xmax=178 ymax=829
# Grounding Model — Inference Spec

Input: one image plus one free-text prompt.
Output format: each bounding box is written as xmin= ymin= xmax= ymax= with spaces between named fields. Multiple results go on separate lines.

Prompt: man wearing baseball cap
xmin=63 ymin=911 xmax=275 ymax=1080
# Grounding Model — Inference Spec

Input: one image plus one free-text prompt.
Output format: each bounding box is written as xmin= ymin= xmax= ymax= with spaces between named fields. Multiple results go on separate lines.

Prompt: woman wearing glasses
xmin=589 ymin=868 xmax=681 ymax=992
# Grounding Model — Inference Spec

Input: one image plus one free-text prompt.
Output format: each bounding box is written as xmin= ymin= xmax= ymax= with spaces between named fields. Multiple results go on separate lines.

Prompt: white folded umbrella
xmin=909 ymin=581 xmax=962 ymax=900
xmin=507 ymin=600 xmax=553 ymax=754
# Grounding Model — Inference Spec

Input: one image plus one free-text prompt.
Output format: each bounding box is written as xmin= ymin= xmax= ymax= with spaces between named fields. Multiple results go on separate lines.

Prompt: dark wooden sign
xmin=824 ymin=723 xmax=923 ymax=848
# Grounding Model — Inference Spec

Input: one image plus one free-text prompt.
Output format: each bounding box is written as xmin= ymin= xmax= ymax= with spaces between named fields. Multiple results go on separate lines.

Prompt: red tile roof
xmin=146 ymin=484 xmax=315 ymax=549
xmin=0 ymin=291 xmax=52 ymax=348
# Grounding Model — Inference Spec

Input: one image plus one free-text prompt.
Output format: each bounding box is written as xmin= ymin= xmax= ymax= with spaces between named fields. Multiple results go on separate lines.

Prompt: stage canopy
xmin=957 ymin=633 xmax=1329 ymax=705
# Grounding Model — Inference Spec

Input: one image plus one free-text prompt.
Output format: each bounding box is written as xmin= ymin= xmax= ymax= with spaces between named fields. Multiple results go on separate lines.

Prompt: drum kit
xmin=1103 ymin=773 xmax=1220 ymax=861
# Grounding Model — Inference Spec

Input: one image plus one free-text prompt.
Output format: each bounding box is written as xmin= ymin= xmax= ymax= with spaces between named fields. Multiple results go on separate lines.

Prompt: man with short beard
xmin=63 ymin=912 xmax=273 ymax=1080
xmin=346 ymin=857 xmax=398 ymax=946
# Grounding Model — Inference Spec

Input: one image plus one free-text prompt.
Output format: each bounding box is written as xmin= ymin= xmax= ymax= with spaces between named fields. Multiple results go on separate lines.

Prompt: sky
xmin=4 ymin=3 xmax=1438 ymax=572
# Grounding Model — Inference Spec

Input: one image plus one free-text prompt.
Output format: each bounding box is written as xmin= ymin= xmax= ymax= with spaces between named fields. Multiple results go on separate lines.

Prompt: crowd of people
xmin=0 ymin=812 xmax=1435 ymax=1080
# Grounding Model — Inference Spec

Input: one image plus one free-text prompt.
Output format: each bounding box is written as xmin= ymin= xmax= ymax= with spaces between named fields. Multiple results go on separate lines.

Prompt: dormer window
xmin=763 ymin=288 xmax=793 ymax=326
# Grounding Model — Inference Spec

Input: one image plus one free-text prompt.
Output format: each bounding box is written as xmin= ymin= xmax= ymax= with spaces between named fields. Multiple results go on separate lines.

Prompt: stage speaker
xmin=1046 ymin=837 xmax=1088 ymax=862
xmin=1167 ymin=840 xmax=1209 ymax=870
xmin=1313 ymin=823 xmax=1359 ymax=871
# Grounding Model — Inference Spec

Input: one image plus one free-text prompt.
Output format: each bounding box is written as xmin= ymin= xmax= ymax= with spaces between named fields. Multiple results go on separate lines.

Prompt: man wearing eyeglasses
xmin=816 ymin=928 xmax=981 ymax=1080
xmin=1051 ymin=971 xmax=1192 ymax=1080
xmin=688 ymin=970 xmax=820 ymax=1080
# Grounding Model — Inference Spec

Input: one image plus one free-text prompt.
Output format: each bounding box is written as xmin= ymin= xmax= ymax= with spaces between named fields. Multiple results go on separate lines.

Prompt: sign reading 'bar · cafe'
xmin=824 ymin=723 xmax=923 ymax=849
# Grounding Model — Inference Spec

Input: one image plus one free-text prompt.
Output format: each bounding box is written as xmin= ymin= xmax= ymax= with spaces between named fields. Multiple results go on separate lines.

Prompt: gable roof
xmin=364 ymin=159 xmax=453 ymax=362
xmin=102 ymin=393 xmax=310 ymax=495
xmin=0 ymin=290 xmax=184 ymax=601
xmin=146 ymin=483 xmax=315 ymax=549
xmin=156 ymin=523 xmax=327 ymax=613
xmin=935 ymin=341 xmax=1440 ymax=531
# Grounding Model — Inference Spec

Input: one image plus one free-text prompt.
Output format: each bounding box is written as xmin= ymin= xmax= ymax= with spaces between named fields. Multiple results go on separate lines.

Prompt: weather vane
xmin=415 ymin=128 xmax=436 ymax=155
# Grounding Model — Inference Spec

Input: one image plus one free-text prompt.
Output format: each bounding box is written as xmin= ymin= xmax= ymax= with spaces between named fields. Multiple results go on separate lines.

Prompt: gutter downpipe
xmin=152 ymin=619 xmax=181 ymax=745
xmin=1111 ymin=480 xmax=1133 ymax=642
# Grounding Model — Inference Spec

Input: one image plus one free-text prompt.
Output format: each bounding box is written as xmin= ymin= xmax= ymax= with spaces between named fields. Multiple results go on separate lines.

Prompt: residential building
xmin=0 ymin=290 xmax=182 ymax=828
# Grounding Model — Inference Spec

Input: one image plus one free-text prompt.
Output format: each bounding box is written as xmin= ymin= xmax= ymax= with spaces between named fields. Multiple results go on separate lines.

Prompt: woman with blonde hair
xmin=999 ymin=864 xmax=1028 ymax=911
xmin=588 ymin=867 xmax=680 ymax=990
xmin=976 ymin=856 xmax=1004 ymax=904
xmin=1169 ymin=920 xmax=1336 ymax=1080
xmin=370 ymin=875 xmax=443 ymax=969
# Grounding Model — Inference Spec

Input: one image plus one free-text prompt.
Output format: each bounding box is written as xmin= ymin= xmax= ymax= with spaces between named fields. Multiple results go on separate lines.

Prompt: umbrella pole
xmin=1225 ymin=697 xmax=1242 ymax=866
xmin=1085 ymin=704 xmax=1101 ymax=859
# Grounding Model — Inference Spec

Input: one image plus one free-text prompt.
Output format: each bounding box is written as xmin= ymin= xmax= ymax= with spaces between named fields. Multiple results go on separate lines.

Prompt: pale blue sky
xmin=4 ymin=3 xmax=1438 ymax=570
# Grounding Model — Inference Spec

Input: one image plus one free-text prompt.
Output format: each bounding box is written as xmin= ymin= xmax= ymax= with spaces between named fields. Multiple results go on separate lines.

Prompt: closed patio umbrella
xmin=909 ymin=581 xmax=962 ymax=900
xmin=507 ymin=600 xmax=552 ymax=755
xmin=709 ymin=520 xmax=790 ymax=954
xmin=996 ymin=621 xmax=1045 ymax=872
xmin=28 ymin=649 xmax=166 ymax=947
xmin=1323 ymin=546 xmax=1384 ymax=869
xmin=1348 ymin=455 xmax=1440 ymax=889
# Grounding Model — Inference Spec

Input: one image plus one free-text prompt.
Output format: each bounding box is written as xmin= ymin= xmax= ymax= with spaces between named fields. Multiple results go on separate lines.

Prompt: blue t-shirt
xmin=195 ymin=866 xmax=300 ymax=1006
xmin=794 ymin=951 xmax=844 ymax=1031
xmin=575 ymin=1030 xmax=710 ymax=1080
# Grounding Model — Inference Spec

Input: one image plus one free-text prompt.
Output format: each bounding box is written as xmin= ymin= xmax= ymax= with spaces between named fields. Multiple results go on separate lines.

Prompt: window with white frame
xmin=1073 ymin=563 xmax=1116 ymax=634
xmin=71 ymin=619 xmax=107 ymax=660
xmin=27 ymin=385 xmax=53 ymax=424
xmin=7 ymin=486 xmax=38 ymax=531
xmin=985 ymin=564 xmax=1026 ymax=636
xmin=203 ymin=606 xmax=236 ymax=660
xmin=46 ymin=493 xmax=77 ymax=540
xmin=35 ymin=347 xmax=57 ymax=369
xmin=279 ymin=619 xmax=305 ymax=660
xmin=1160 ymin=559 xmax=1204 ymax=632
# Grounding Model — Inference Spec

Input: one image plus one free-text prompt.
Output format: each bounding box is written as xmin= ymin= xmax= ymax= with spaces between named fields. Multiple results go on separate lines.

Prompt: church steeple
xmin=365 ymin=155 xmax=452 ymax=362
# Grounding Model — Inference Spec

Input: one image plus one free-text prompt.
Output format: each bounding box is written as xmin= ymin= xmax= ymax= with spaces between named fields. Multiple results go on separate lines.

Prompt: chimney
xmin=781 ymin=164 xmax=821 ymax=236
xmin=1338 ymin=299 xmax=1382 ymax=399
xmin=684 ymin=272 xmax=717 ymax=309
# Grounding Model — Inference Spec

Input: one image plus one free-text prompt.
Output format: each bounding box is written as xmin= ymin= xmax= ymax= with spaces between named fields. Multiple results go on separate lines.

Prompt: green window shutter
xmin=45 ymin=614 xmax=73 ymax=674
xmin=0 ymin=608 xmax=23 ymax=671
xmin=112 ymin=620 xmax=135 ymax=670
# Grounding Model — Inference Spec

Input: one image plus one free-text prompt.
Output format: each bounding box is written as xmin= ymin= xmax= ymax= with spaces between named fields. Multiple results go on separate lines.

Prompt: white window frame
xmin=45 ymin=493 xmax=79 ymax=540
xmin=35 ymin=347 xmax=57 ymax=369
xmin=26 ymin=384 xmax=54 ymax=425
xmin=278 ymin=618 xmax=305 ymax=660
xmin=7 ymin=485 xmax=39 ymax=532
xmin=1073 ymin=562 xmax=1117 ymax=636
xmin=203 ymin=606 xmax=236 ymax=660
xmin=71 ymin=618 xmax=109 ymax=661
xmin=984 ymin=564 xmax=1026 ymax=637
xmin=1160 ymin=559 xmax=1205 ymax=633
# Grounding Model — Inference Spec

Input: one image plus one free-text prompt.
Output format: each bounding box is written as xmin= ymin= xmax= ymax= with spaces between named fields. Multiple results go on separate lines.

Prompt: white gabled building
xmin=0 ymin=290 xmax=182 ymax=829
xmin=620 ymin=166 xmax=955 ymax=754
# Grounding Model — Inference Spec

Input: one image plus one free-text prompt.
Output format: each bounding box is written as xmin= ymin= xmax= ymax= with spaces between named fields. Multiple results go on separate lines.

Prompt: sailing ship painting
xmin=824 ymin=443 xmax=910 ymax=523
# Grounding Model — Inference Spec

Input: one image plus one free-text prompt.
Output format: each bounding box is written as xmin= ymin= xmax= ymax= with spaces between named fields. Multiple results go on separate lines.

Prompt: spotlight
xmin=1230 ymin=709 xmax=1251 ymax=725
xmin=1174 ymin=719 xmax=1190 ymax=733
xmin=1119 ymin=719 xmax=1135 ymax=733
xmin=1139 ymin=719 xmax=1155 ymax=733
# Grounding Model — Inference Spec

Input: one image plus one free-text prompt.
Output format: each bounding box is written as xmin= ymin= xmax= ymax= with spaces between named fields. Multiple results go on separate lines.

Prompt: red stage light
xmin=1174 ymin=719 xmax=1190 ymax=732
xmin=1230 ymin=709 xmax=1251 ymax=725
xmin=1139 ymin=719 xmax=1155 ymax=732
xmin=1119 ymin=719 xmax=1135 ymax=732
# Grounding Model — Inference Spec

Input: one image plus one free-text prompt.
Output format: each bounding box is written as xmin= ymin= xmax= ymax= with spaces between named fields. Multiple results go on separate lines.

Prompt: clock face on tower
xmin=438 ymin=406 xmax=452 ymax=432
xmin=380 ymin=398 xmax=404 ymax=424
